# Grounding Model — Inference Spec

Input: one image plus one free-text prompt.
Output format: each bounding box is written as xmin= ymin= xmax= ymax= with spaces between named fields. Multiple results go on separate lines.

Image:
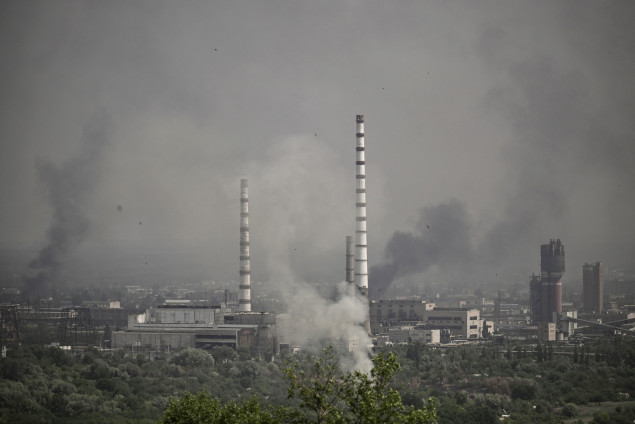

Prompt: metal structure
xmin=346 ymin=236 xmax=355 ymax=296
xmin=1 ymin=305 xmax=21 ymax=346
xmin=563 ymin=316 xmax=635 ymax=337
xmin=58 ymin=307 xmax=96 ymax=347
xmin=239 ymin=178 xmax=252 ymax=312
xmin=583 ymin=262 xmax=603 ymax=314
xmin=530 ymin=239 xmax=565 ymax=323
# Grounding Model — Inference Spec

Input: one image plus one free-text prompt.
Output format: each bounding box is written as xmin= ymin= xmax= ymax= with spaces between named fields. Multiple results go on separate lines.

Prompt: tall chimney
xmin=355 ymin=115 xmax=371 ymax=335
xmin=346 ymin=236 xmax=355 ymax=296
xmin=239 ymin=179 xmax=251 ymax=312
xmin=355 ymin=115 xmax=369 ymax=296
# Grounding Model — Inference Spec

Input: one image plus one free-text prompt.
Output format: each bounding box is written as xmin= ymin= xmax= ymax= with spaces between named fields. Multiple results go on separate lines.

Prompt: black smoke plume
xmin=370 ymin=200 xmax=473 ymax=298
xmin=25 ymin=111 xmax=113 ymax=297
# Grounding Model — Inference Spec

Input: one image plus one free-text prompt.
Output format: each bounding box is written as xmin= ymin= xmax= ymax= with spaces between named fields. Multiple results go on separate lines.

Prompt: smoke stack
xmin=239 ymin=179 xmax=251 ymax=312
xmin=355 ymin=115 xmax=371 ymax=335
xmin=355 ymin=115 xmax=369 ymax=296
xmin=346 ymin=236 xmax=355 ymax=296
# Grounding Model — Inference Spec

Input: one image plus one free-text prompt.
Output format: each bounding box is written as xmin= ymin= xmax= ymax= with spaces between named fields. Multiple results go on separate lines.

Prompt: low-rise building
xmin=424 ymin=308 xmax=482 ymax=339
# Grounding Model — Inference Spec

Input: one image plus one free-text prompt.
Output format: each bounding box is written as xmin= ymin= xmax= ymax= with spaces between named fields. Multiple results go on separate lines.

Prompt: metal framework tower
xmin=58 ymin=307 xmax=96 ymax=347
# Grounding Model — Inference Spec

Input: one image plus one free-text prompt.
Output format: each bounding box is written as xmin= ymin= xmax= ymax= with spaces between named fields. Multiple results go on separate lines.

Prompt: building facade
xmin=530 ymin=239 xmax=565 ymax=323
xmin=583 ymin=262 xmax=603 ymax=314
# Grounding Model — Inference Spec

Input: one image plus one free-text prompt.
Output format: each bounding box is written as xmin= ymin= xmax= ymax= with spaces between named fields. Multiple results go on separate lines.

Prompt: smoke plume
xmin=282 ymin=281 xmax=372 ymax=372
xmin=371 ymin=37 xmax=635 ymax=296
xmin=370 ymin=200 xmax=474 ymax=298
xmin=25 ymin=111 xmax=113 ymax=297
xmin=246 ymin=134 xmax=371 ymax=371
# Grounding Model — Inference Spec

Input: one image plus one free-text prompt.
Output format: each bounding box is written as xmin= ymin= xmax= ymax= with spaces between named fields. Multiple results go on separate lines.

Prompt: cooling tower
xmin=540 ymin=238 xmax=564 ymax=322
xmin=239 ymin=179 xmax=251 ymax=312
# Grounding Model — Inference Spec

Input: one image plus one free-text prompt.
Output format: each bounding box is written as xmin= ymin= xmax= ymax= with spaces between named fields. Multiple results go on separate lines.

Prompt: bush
xmin=170 ymin=349 xmax=215 ymax=368
xmin=511 ymin=383 xmax=536 ymax=400
xmin=562 ymin=403 xmax=579 ymax=418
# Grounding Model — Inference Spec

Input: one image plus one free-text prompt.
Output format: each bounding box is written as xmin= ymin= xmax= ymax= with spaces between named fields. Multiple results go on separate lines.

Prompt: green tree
xmin=284 ymin=347 xmax=436 ymax=424
xmin=561 ymin=403 xmax=579 ymax=418
xmin=212 ymin=346 xmax=237 ymax=363
xmin=162 ymin=391 xmax=285 ymax=424
xmin=162 ymin=346 xmax=436 ymax=424
xmin=170 ymin=348 xmax=215 ymax=368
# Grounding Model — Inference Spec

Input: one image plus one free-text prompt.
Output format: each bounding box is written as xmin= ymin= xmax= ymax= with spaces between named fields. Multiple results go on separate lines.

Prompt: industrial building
xmin=387 ymin=326 xmax=440 ymax=345
xmin=369 ymin=299 xmax=483 ymax=340
xmin=112 ymin=302 xmax=277 ymax=358
xmin=424 ymin=308 xmax=483 ymax=339
xmin=370 ymin=299 xmax=435 ymax=332
xmin=530 ymin=239 xmax=565 ymax=324
xmin=583 ymin=262 xmax=603 ymax=314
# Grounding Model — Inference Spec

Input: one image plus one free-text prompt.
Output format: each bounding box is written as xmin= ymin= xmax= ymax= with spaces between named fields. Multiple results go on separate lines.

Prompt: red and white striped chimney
xmin=239 ymin=179 xmax=251 ymax=312
xmin=355 ymin=115 xmax=369 ymax=297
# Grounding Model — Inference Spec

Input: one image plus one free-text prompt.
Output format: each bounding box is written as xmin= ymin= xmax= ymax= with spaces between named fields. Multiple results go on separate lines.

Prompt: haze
xmin=1 ymin=1 xmax=633 ymax=294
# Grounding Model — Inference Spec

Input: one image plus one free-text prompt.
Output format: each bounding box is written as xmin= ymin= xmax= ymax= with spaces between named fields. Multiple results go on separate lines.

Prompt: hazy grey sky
xmin=1 ymin=1 xmax=634 ymax=290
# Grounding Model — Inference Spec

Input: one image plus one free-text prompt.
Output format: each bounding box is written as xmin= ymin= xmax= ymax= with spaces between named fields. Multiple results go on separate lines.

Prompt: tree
xmin=162 ymin=391 xmax=285 ymax=424
xmin=212 ymin=346 xmax=237 ymax=363
xmin=284 ymin=346 xmax=436 ymax=423
xmin=171 ymin=348 xmax=215 ymax=368
xmin=561 ymin=403 xmax=579 ymax=418
xmin=162 ymin=346 xmax=436 ymax=424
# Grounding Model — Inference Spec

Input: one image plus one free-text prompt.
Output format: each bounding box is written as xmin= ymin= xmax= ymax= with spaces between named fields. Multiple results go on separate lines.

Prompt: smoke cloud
xmin=282 ymin=281 xmax=372 ymax=372
xmin=2 ymin=2 xmax=633 ymax=298
xmin=370 ymin=200 xmax=474 ymax=298
xmin=25 ymin=111 xmax=113 ymax=297
xmin=241 ymin=134 xmax=371 ymax=371
xmin=371 ymin=27 xmax=635 ymax=296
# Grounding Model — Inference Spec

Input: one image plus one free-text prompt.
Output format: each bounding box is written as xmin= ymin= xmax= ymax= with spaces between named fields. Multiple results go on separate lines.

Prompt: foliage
xmin=162 ymin=391 xmax=285 ymax=424
xmin=211 ymin=346 xmax=237 ymax=363
xmin=2 ymin=335 xmax=635 ymax=423
xmin=561 ymin=403 xmax=578 ymax=418
xmin=283 ymin=346 xmax=436 ymax=423
xmin=162 ymin=346 xmax=436 ymax=424
xmin=170 ymin=349 xmax=215 ymax=368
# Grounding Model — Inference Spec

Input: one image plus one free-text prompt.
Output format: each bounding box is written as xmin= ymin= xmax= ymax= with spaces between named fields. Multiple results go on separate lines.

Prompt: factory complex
xmin=4 ymin=115 xmax=632 ymax=358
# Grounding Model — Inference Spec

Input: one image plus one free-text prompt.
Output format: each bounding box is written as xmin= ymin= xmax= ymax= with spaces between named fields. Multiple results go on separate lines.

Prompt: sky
xmin=1 ymin=1 xmax=634 ymax=296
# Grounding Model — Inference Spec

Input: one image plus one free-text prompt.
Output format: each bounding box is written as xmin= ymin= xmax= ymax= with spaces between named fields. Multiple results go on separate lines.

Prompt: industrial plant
xmin=2 ymin=116 xmax=635 ymax=359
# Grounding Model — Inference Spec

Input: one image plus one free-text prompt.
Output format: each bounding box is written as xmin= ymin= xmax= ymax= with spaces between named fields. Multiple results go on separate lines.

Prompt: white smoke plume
xmin=283 ymin=280 xmax=372 ymax=373
xmin=245 ymin=134 xmax=372 ymax=371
